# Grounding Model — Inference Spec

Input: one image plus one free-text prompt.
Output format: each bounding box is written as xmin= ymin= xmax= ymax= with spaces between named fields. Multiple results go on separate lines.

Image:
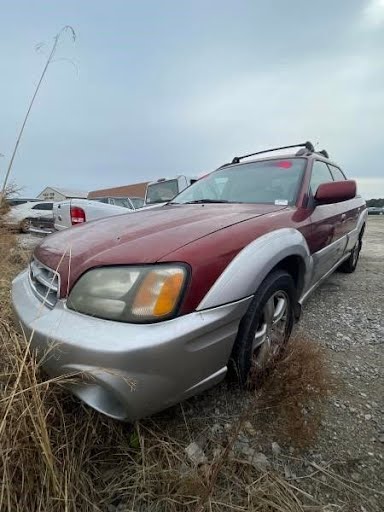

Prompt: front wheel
xmin=19 ymin=218 xmax=31 ymax=233
xmin=339 ymin=237 xmax=362 ymax=274
xmin=229 ymin=270 xmax=295 ymax=386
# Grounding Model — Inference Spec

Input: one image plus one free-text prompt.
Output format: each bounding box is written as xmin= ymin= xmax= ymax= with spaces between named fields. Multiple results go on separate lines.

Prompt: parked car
xmin=28 ymin=216 xmax=55 ymax=234
xmin=4 ymin=201 xmax=53 ymax=233
xmin=53 ymin=196 xmax=144 ymax=231
xmin=12 ymin=142 xmax=367 ymax=421
xmin=367 ymin=206 xmax=384 ymax=215
xmin=144 ymin=175 xmax=198 ymax=206
xmin=7 ymin=197 xmax=39 ymax=207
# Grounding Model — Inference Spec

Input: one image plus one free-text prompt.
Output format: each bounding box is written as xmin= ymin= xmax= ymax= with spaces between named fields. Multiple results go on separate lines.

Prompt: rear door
xmin=31 ymin=202 xmax=53 ymax=217
xmin=307 ymin=160 xmax=342 ymax=285
xmin=327 ymin=164 xmax=360 ymax=247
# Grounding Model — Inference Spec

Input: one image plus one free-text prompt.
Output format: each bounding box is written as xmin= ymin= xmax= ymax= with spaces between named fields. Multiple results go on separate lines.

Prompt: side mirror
xmin=315 ymin=180 xmax=356 ymax=204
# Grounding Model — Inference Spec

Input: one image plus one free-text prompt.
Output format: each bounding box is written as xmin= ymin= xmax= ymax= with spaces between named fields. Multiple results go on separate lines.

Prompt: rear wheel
xmin=339 ymin=230 xmax=364 ymax=273
xmin=230 ymin=270 xmax=295 ymax=386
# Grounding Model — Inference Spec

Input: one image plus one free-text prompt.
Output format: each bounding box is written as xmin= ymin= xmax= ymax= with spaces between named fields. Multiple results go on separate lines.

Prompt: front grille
xmin=29 ymin=258 xmax=60 ymax=308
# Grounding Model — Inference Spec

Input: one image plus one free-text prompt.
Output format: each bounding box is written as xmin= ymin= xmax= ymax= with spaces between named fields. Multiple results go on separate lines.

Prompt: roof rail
xmin=231 ymin=141 xmax=315 ymax=164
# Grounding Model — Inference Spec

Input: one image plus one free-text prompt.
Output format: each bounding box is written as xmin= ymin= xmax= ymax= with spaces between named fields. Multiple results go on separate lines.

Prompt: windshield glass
xmin=146 ymin=180 xmax=179 ymax=204
xmin=130 ymin=197 xmax=145 ymax=209
xmin=94 ymin=198 xmax=131 ymax=208
xmin=173 ymin=159 xmax=306 ymax=205
xmin=113 ymin=198 xmax=131 ymax=208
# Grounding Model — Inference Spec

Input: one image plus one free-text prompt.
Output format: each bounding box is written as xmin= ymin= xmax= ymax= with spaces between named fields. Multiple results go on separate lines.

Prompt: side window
xmin=32 ymin=203 xmax=53 ymax=210
xmin=328 ymin=165 xmax=346 ymax=182
xmin=310 ymin=161 xmax=333 ymax=195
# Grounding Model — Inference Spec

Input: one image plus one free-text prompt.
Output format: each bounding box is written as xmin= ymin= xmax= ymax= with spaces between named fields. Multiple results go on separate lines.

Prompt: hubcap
xmin=252 ymin=291 xmax=289 ymax=369
xmin=21 ymin=219 xmax=30 ymax=231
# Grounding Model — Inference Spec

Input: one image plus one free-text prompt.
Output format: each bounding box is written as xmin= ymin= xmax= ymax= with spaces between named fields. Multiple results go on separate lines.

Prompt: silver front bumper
xmin=12 ymin=270 xmax=251 ymax=421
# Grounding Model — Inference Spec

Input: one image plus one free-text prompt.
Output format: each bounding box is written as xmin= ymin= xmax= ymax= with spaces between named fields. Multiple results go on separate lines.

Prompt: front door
xmin=307 ymin=160 xmax=344 ymax=286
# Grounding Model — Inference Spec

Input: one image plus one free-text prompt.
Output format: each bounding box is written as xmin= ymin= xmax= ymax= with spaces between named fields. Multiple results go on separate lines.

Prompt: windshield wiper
xmin=183 ymin=199 xmax=231 ymax=204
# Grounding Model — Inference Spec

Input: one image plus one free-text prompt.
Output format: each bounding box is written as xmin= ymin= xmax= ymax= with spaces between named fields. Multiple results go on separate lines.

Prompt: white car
xmin=4 ymin=201 xmax=54 ymax=233
xmin=53 ymin=197 xmax=141 ymax=231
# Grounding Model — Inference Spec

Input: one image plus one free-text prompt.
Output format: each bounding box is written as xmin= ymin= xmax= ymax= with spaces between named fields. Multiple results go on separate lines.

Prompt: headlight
xmin=67 ymin=265 xmax=187 ymax=322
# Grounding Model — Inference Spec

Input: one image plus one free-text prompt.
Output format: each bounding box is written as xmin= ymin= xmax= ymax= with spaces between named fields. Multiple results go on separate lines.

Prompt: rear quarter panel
xmin=54 ymin=199 xmax=132 ymax=230
xmin=53 ymin=201 xmax=72 ymax=230
xmin=82 ymin=201 xmax=130 ymax=222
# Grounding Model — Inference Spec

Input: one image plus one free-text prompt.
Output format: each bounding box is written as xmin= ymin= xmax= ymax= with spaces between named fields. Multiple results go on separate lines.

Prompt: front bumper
xmin=12 ymin=270 xmax=251 ymax=421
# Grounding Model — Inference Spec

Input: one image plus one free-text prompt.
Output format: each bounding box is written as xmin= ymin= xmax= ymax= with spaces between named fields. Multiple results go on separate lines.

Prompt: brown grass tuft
xmin=255 ymin=337 xmax=338 ymax=448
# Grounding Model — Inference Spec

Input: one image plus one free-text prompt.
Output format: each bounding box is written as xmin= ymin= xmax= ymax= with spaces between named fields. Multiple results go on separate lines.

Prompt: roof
xmin=218 ymin=151 xmax=338 ymax=172
xmin=39 ymin=187 xmax=88 ymax=198
xmin=222 ymin=142 xmax=337 ymax=169
xmin=88 ymin=182 xmax=148 ymax=199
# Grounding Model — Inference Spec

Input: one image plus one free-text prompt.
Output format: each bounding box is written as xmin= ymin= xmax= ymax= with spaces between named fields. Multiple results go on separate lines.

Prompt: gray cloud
xmin=0 ymin=0 xmax=383 ymax=196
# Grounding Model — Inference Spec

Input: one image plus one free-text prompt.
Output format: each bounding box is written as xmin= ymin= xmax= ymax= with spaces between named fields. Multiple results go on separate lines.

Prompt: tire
xmin=19 ymin=218 xmax=31 ymax=233
xmin=229 ymin=270 xmax=295 ymax=386
xmin=339 ymin=231 xmax=363 ymax=274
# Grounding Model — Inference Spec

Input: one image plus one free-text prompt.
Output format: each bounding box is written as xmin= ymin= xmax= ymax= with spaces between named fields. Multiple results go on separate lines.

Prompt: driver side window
xmin=310 ymin=161 xmax=333 ymax=195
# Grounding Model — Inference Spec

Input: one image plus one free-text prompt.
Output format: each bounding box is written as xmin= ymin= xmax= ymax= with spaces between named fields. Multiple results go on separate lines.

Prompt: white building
xmin=37 ymin=187 xmax=88 ymax=202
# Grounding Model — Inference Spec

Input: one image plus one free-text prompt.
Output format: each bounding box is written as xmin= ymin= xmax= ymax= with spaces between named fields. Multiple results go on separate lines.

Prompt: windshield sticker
xmin=275 ymin=199 xmax=288 ymax=206
xmin=275 ymin=161 xmax=292 ymax=168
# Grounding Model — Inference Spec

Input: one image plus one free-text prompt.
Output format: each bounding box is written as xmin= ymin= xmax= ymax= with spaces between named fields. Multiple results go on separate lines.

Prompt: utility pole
xmin=0 ymin=26 xmax=76 ymax=206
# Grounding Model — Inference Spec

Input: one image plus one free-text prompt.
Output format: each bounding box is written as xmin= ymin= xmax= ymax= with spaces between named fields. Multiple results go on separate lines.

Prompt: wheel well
xmin=272 ymin=255 xmax=306 ymax=297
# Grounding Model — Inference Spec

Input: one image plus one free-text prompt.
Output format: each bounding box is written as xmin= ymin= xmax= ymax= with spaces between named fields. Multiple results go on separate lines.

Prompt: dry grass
xmin=0 ymin=198 xmax=10 ymax=218
xmin=0 ymin=223 xmax=371 ymax=511
xmin=255 ymin=337 xmax=338 ymax=448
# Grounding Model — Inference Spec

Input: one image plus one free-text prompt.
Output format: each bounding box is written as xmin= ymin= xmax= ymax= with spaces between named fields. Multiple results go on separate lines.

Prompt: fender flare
xmin=197 ymin=228 xmax=312 ymax=311
xmin=345 ymin=208 xmax=368 ymax=253
xmin=358 ymin=208 xmax=368 ymax=235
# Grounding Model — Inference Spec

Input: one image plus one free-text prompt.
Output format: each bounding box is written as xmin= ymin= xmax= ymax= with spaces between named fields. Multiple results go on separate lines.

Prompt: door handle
xmin=341 ymin=213 xmax=346 ymax=221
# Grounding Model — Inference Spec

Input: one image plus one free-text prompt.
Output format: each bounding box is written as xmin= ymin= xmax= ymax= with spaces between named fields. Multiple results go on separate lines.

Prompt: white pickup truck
xmin=53 ymin=196 xmax=144 ymax=231
xmin=144 ymin=175 xmax=198 ymax=206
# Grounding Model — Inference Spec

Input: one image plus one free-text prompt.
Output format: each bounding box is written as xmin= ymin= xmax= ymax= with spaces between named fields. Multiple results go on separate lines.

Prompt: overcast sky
xmin=1 ymin=0 xmax=384 ymax=198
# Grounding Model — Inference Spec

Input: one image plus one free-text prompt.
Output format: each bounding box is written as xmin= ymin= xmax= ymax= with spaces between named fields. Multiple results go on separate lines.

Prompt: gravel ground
xmin=294 ymin=217 xmax=384 ymax=509
xmin=18 ymin=219 xmax=384 ymax=511
xmin=171 ymin=216 xmax=384 ymax=511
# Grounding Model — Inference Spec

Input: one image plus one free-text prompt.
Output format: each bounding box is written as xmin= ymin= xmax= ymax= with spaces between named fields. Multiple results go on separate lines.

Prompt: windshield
xmin=113 ymin=198 xmax=131 ymax=208
xmin=173 ymin=159 xmax=306 ymax=205
xmin=94 ymin=197 xmax=131 ymax=208
xmin=130 ymin=197 xmax=145 ymax=209
xmin=146 ymin=180 xmax=179 ymax=204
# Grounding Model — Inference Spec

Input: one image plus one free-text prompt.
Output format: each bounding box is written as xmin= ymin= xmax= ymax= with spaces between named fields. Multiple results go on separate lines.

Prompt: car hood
xmin=34 ymin=203 xmax=286 ymax=296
